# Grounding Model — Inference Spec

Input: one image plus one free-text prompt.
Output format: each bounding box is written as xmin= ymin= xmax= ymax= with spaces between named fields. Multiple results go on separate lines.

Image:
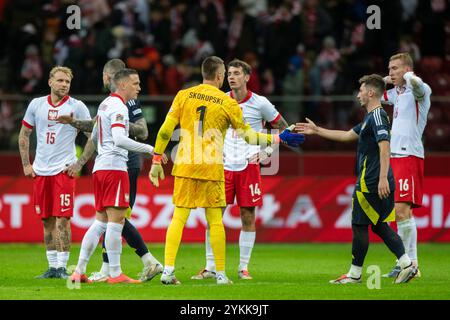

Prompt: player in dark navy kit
xmin=296 ymin=74 xmax=418 ymax=284
xmin=57 ymin=59 xmax=163 ymax=282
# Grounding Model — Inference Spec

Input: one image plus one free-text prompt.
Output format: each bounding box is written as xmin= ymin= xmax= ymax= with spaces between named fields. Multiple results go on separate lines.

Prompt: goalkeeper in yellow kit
xmin=149 ymin=56 xmax=305 ymax=285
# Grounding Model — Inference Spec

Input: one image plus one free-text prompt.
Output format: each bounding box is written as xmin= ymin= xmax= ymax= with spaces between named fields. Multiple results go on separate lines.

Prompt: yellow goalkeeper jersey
xmin=159 ymin=83 xmax=271 ymax=182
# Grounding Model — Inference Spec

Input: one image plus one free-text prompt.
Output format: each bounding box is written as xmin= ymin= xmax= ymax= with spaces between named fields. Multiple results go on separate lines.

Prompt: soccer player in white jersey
xmin=382 ymin=53 xmax=432 ymax=278
xmin=191 ymin=59 xmax=289 ymax=281
xmin=57 ymin=59 xmax=163 ymax=282
xmin=70 ymin=69 xmax=156 ymax=284
xmin=18 ymin=66 xmax=91 ymax=279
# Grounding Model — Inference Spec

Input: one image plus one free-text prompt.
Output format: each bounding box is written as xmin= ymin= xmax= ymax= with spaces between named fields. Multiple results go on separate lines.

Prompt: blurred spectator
xmin=399 ymin=35 xmax=421 ymax=63
xmin=243 ymin=51 xmax=261 ymax=93
xmin=315 ymin=36 xmax=341 ymax=94
xmin=227 ymin=6 xmax=258 ymax=59
xmin=162 ymin=54 xmax=183 ymax=95
xmin=0 ymin=98 xmax=14 ymax=133
xmin=300 ymin=0 xmax=333 ymax=52
xmin=363 ymin=0 xmax=402 ymax=67
xmin=240 ymin=0 xmax=268 ymax=17
xmin=79 ymin=0 xmax=111 ymax=28
xmin=260 ymin=68 xmax=275 ymax=96
xmin=400 ymin=0 xmax=419 ymax=34
xmin=262 ymin=1 xmax=302 ymax=92
xmin=281 ymin=54 xmax=304 ymax=123
xmin=20 ymin=45 xmax=43 ymax=94
xmin=417 ymin=0 xmax=448 ymax=57
xmin=149 ymin=6 xmax=172 ymax=55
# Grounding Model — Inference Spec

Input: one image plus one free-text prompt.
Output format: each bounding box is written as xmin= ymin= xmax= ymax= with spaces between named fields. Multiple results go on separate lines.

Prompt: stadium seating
xmin=424 ymin=123 xmax=450 ymax=151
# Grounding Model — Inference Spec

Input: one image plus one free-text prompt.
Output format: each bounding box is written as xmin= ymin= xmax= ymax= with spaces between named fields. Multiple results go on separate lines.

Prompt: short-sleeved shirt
xmin=126 ymin=99 xmax=144 ymax=169
xmin=93 ymin=93 xmax=130 ymax=173
xmin=352 ymin=107 xmax=395 ymax=193
xmin=223 ymin=90 xmax=280 ymax=171
xmin=166 ymin=83 xmax=257 ymax=182
xmin=22 ymin=95 xmax=91 ymax=176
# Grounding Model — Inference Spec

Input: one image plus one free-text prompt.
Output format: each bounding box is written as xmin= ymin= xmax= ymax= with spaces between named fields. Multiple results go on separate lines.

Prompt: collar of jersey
xmin=110 ymin=93 xmax=126 ymax=104
xmin=47 ymin=95 xmax=69 ymax=108
xmin=395 ymin=85 xmax=407 ymax=95
xmin=230 ymin=90 xmax=252 ymax=104
xmin=369 ymin=105 xmax=383 ymax=113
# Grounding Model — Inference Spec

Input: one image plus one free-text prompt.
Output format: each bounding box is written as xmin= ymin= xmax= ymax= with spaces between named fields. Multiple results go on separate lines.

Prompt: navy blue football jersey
xmin=352 ymin=107 xmax=395 ymax=193
xmin=126 ymin=99 xmax=145 ymax=169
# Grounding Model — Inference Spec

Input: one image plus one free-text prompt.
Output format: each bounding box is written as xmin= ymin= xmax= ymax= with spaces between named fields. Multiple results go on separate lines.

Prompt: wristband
xmin=152 ymin=153 xmax=162 ymax=164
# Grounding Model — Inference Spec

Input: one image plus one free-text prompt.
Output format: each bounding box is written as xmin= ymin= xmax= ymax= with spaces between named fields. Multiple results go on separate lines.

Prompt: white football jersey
xmin=383 ymin=80 xmax=432 ymax=159
xmin=22 ymin=95 xmax=91 ymax=176
xmin=223 ymin=91 xmax=280 ymax=171
xmin=93 ymin=94 xmax=130 ymax=172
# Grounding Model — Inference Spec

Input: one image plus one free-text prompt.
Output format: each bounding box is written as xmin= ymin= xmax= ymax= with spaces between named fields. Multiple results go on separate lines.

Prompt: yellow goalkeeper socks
xmin=205 ymin=207 xmax=226 ymax=272
xmin=164 ymin=206 xmax=190 ymax=267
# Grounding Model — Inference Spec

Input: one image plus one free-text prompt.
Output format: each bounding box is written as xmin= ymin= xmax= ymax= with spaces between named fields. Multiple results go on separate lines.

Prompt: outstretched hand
xmin=295 ymin=118 xmax=318 ymax=135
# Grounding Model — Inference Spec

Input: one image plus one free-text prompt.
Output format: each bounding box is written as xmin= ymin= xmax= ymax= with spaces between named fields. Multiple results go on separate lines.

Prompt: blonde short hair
xmin=201 ymin=56 xmax=224 ymax=80
xmin=389 ymin=53 xmax=413 ymax=68
xmin=49 ymin=66 xmax=73 ymax=80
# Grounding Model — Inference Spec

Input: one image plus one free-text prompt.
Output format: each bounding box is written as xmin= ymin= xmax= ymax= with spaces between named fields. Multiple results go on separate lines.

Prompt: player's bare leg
xmin=36 ymin=217 xmax=58 ymax=278
xmin=105 ymin=207 xmax=140 ymax=284
xmin=55 ymin=217 xmax=71 ymax=279
xmin=239 ymin=206 xmax=256 ymax=279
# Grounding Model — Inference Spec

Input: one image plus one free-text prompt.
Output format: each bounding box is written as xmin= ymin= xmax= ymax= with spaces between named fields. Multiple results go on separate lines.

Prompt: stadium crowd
xmin=0 ymin=0 xmax=449 ymax=151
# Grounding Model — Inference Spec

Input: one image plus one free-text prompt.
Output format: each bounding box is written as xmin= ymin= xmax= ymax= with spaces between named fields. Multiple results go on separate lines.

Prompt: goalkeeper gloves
xmin=277 ymin=125 xmax=305 ymax=147
xmin=149 ymin=153 xmax=165 ymax=187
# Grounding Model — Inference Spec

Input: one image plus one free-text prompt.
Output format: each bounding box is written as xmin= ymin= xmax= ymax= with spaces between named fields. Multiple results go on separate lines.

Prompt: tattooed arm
xmin=129 ymin=118 xmax=148 ymax=141
xmin=270 ymin=115 xmax=289 ymax=131
xmin=65 ymin=136 xmax=96 ymax=177
xmin=18 ymin=125 xmax=35 ymax=178
xmin=57 ymin=114 xmax=95 ymax=132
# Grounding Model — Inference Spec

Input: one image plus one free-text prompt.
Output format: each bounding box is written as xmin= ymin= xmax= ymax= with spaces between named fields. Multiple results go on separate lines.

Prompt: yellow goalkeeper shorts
xmin=173 ymin=176 xmax=226 ymax=208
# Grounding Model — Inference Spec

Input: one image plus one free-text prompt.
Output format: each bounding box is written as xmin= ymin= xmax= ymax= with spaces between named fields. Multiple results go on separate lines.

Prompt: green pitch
xmin=0 ymin=243 xmax=449 ymax=300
